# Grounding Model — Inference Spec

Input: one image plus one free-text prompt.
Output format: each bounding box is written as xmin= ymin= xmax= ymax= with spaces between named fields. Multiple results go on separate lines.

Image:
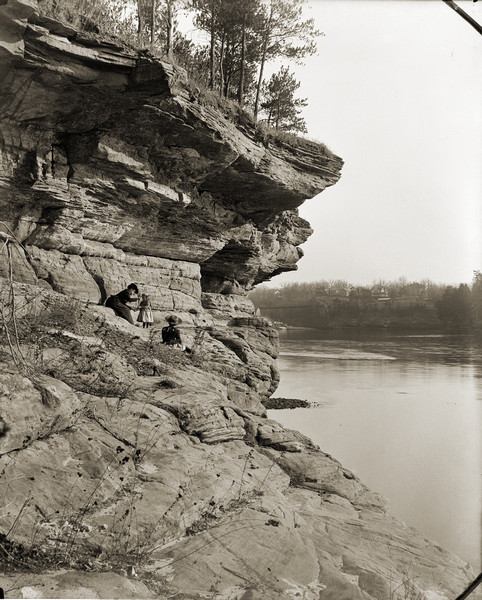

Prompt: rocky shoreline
xmin=263 ymin=397 xmax=311 ymax=409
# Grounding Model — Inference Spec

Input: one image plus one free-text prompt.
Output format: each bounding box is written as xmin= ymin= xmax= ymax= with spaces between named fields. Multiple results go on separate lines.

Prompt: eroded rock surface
xmin=0 ymin=1 xmax=479 ymax=599
xmin=0 ymin=315 xmax=476 ymax=600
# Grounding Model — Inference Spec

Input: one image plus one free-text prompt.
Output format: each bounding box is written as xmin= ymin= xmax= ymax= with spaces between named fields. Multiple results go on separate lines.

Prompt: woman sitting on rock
xmin=105 ymin=283 xmax=139 ymax=325
xmin=162 ymin=315 xmax=184 ymax=349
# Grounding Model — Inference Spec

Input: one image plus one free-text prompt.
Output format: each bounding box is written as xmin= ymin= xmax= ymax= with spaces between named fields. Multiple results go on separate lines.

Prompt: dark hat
xmin=166 ymin=315 xmax=182 ymax=324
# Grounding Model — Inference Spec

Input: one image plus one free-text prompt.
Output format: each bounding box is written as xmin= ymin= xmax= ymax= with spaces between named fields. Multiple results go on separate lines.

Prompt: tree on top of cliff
xmin=233 ymin=0 xmax=261 ymax=106
xmin=253 ymin=0 xmax=321 ymax=117
xmin=163 ymin=0 xmax=179 ymax=57
xmin=260 ymin=66 xmax=307 ymax=133
xmin=190 ymin=0 xmax=261 ymax=103
xmin=189 ymin=0 xmax=320 ymax=112
xmin=38 ymin=0 xmax=318 ymax=135
xmin=136 ymin=0 xmax=185 ymax=54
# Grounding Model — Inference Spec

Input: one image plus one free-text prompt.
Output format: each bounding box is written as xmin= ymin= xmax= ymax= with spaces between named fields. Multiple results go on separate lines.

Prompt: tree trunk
xmin=224 ymin=67 xmax=230 ymax=98
xmin=254 ymin=38 xmax=267 ymax=118
xmin=137 ymin=0 xmax=144 ymax=45
xmin=267 ymin=107 xmax=273 ymax=128
xmin=254 ymin=9 xmax=272 ymax=118
xmin=223 ymin=39 xmax=231 ymax=97
xmin=150 ymin=0 xmax=155 ymax=46
xmin=209 ymin=3 xmax=215 ymax=89
xmin=237 ymin=18 xmax=246 ymax=105
xmin=224 ymin=73 xmax=229 ymax=98
xmin=166 ymin=0 xmax=174 ymax=58
xmin=219 ymin=31 xmax=226 ymax=95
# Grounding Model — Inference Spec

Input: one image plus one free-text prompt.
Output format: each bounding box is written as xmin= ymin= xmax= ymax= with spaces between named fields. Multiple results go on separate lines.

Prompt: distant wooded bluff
xmin=250 ymin=278 xmax=482 ymax=329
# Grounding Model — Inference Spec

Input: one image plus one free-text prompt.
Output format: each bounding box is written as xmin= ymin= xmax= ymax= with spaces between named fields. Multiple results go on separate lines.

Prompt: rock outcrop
xmin=0 ymin=0 xmax=339 ymax=305
xmin=0 ymin=1 xmax=479 ymax=599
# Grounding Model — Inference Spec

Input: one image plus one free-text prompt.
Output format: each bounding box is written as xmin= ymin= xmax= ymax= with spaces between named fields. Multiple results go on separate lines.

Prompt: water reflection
xmin=271 ymin=329 xmax=482 ymax=570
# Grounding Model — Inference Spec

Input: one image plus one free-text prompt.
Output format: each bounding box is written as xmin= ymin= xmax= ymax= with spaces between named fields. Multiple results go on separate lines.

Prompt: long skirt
xmin=105 ymin=296 xmax=134 ymax=324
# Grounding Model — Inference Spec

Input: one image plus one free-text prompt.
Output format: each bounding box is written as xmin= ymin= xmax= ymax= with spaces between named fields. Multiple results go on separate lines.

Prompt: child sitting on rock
xmin=161 ymin=315 xmax=184 ymax=349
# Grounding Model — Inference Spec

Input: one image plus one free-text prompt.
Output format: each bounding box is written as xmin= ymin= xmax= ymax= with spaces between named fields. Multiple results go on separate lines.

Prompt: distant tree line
xmin=434 ymin=271 xmax=482 ymax=329
xmin=249 ymin=273 xmax=482 ymax=330
xmin=39 ymin=0 xmax=321 ymax=134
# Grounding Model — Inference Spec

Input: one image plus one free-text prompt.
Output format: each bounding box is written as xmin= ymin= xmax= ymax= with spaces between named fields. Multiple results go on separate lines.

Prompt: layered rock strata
xmin=0 ymin=0 xmax=337 ymax=307
xmin=0 ymin=1 xmax=479 ymax=599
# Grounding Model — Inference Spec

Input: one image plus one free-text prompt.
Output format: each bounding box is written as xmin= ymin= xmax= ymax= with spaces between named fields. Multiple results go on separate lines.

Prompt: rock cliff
xmin=0 ymin=1 xmax=479 ymax=599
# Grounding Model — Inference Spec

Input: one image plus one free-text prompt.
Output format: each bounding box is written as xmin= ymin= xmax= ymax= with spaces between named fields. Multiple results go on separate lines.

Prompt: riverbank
xmin=273 ymin=327 xmax=482 ymax=572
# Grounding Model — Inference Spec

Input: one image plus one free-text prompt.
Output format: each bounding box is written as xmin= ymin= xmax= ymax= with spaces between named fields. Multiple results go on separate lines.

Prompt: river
xmin=268 ymin=328 xmax=481 ymax=571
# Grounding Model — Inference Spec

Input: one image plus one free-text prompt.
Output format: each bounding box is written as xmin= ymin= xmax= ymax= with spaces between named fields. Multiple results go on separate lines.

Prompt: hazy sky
xmin=268 ymin=0 xmax=481 ymax=287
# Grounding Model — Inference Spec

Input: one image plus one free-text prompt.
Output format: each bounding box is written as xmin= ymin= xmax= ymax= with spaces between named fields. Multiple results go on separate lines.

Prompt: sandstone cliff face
xmin=0 ymin=0 xmax=338 ymax=303
xmin=0 ymin=2 xmax=479 ymax=599
xmin=0 ymin=0 xmax=342 ymax=404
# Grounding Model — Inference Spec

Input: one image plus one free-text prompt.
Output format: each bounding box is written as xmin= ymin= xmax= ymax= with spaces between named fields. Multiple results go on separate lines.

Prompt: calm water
xmin=269 ymin=329 xmax=481 ymax=571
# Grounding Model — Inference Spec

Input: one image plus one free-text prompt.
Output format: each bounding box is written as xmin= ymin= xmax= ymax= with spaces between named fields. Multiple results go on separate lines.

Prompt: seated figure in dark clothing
xmin=162 ymin=315 xmax=183 ymax=348
xmin=105 ymin=283 xmax=139 ymax=324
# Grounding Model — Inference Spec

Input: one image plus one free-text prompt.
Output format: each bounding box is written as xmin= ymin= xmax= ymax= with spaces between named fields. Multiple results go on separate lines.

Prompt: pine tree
xmin=254 ymin=0 xmax=320 ymax=117
xmin=260 ymin=66 xmax=307 ymax=133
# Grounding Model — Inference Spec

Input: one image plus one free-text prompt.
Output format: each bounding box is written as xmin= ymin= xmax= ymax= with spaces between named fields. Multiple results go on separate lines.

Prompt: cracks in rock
xmin=0 ymin=420 xmax=78 ymax=459
xmin=212 ymin=333 xmax=248 ymax=365
xmin=220 ymin=563 xmax=254 ymax=585
xmin=82 ymin=260 xmax=106 ymax=303
xmin=84 ymin=407 xmax=136 ymax=452
xmin=152 ymin=108 xmax=196 ymax=132
xmin=2 ymin=75 xmax=35 ymax=121
xmin=151 ymin=401 xmax=202 ymax=444
xmin=205 ymin=528 xmax=276 ymax=590
xmin=42 ymin=271 xmax=59 ymax=293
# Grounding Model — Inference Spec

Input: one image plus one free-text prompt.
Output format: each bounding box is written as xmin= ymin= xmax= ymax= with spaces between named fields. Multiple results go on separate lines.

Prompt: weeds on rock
xmin=0 ymin=275 xmax=253 ymax=580
xmin=100 ymin=490 xmax=186 ymax=568
xmin=387 ymin=544 xmax=425 ymax=600
xmin=0 ymin=527 xmax=97 ymax=573
xmin=0 ymin=284 xmax=194 ymax=396
xmin=185 ymin=510 xmax=219 ymax=537
xmin=389 ymin=571 xmax=425 ymax=600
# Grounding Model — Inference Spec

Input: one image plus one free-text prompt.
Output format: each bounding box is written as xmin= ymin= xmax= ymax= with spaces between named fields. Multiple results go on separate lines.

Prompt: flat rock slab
xmin=1 ymin=570 xmax=154 ymax=599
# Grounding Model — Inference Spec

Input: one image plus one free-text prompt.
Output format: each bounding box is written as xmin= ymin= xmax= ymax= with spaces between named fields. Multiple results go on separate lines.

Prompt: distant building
xmin=371 ymin=285 xmax=389 ymax=300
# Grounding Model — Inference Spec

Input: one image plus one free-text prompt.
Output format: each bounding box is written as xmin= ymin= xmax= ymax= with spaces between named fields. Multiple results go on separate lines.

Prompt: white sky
xmin=268 ymin=0 xmax=481 ymax=287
